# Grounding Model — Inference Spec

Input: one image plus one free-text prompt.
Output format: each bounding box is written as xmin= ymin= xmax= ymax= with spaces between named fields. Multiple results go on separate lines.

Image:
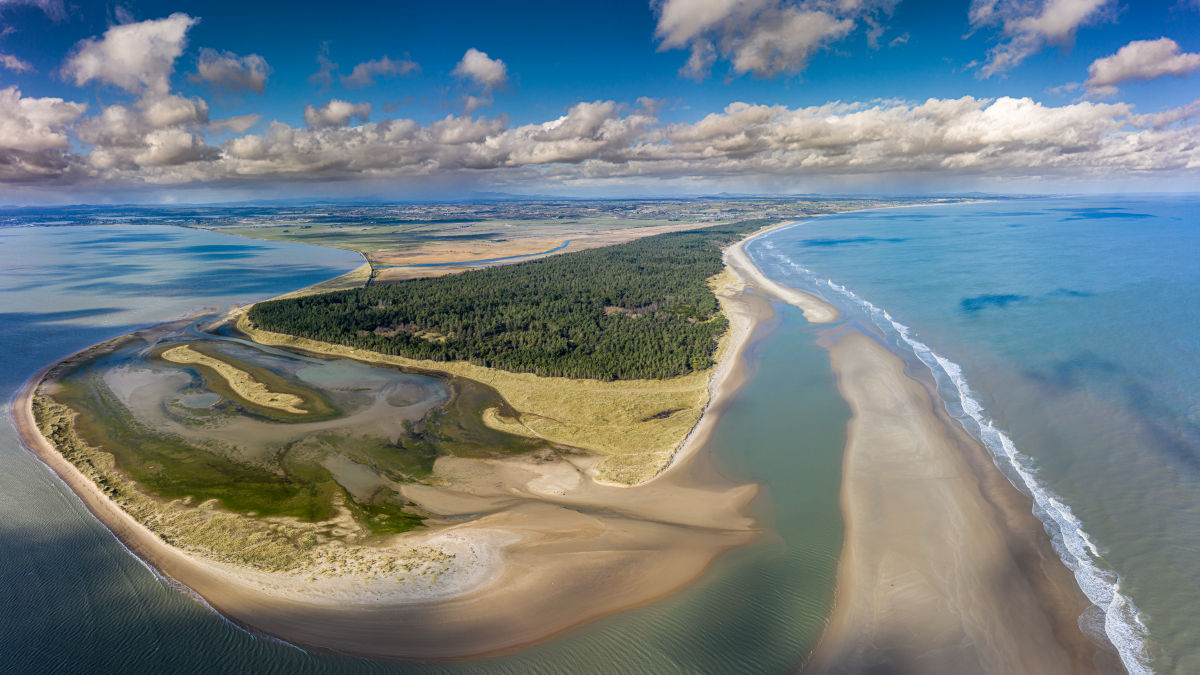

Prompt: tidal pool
xmin=52 ymin=318 xmax=560 ymax=537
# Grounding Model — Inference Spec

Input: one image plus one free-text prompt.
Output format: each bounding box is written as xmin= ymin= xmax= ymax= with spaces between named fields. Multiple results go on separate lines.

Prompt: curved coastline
xmin=734 ymin=221 xmax=1115 ymax=672
xmin=10 ymin=231 xmax=777 ymax=660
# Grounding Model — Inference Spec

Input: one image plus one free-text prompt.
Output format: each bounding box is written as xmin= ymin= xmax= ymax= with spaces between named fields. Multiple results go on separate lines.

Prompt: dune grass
xmin=161 ymin=345 xmax=307 ymax=413
xmin=237 ymin=312 xmax=714 ymax=484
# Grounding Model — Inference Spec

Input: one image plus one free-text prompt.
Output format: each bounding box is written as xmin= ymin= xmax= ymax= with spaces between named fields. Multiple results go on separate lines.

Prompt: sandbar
xmin=723 ymin=217 xmax=1109 ymax=672
xmin=161 ymin=345 xmax=307 ymax=414
xmin=726 ymin=230 xmax=840 ymax=324
xmin=804 ymin=333 xmax=1106 ymax=673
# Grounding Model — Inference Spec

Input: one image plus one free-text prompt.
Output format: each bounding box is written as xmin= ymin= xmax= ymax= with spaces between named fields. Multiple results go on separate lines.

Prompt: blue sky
xmin=0 ymin=0 xmax=1197 ymax=202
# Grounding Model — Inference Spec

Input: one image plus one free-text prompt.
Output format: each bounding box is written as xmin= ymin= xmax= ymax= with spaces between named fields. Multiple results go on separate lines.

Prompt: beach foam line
xmin=758 ymin=247 xmax=1154 ymax=675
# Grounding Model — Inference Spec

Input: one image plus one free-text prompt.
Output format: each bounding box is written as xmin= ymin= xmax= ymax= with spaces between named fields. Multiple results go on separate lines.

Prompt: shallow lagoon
xmin=51 ymin=317 xmax=569 ymax=537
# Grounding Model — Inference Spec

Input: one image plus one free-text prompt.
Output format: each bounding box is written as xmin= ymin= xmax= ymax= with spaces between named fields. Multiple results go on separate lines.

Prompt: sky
xmin=0 ymin=0 xmax=1198 ymax=203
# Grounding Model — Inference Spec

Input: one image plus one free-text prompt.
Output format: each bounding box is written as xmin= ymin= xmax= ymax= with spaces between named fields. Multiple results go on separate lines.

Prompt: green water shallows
xmin=1 ymin=223 xmax=850 ymax=673
xmin=445 ymin=302 xmax=849 ymax=674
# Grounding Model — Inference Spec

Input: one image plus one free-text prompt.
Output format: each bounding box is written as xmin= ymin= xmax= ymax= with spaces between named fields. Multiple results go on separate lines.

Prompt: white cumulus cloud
xmin=0 ymin=85 xmax=85 ymax=152
xmin=62 ymin=13 xmax=197 ymax=96
xmin=970 ymin=0 xmax=1111 ymax=77
xmin=3 ymin=90 xmax=1199 ymax=190
xmin=452 ymin=48 xmax=508 ymax=90
xmin=1086 ymin=38 xmax=1200 ymax=96
xmin=654 ymin=0 xmax=895 ymax=79
xmin=0 ymin=86 xmax=86 ymax=181
xmin=0 ymin=52 xmax=33 ymax=72
xmin=191 ymin=48 xmax=271 ymax=94
xmin=75 ymin=94 xmax=216 ymax=170
xmin=342 ymin=55 xmax=419 ymax=88
xmin=304 ymin=100 xmax=372 ymax=128
xmin=210 ymin=113 xmax=262 ymax=134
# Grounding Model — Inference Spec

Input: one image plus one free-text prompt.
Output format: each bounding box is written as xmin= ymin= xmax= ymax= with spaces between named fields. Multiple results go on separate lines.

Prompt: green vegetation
xmin=56 ymin=371 xmax=346 ymax=522
xmin=32 ymin=393 xmax=322 ymax=570
xmin=249 ymin=219 xmax=771 ymax=380
xmin=238 ymin=314 xmax=716 ymax=484
xmin=47 ymin=337 xmax=563 ymax=539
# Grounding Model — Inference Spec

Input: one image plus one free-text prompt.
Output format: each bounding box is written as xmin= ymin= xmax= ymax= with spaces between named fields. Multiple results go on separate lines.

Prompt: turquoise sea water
xmin=747 ymin=197 xmax=1200 ymax=675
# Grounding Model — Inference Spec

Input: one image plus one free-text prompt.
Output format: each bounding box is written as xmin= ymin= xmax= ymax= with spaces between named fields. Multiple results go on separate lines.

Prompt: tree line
xmin=249 ymin=219 xmax=772 ymax=380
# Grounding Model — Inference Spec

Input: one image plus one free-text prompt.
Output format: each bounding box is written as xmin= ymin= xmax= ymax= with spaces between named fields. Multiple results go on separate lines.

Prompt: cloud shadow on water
xmin=1023 ymin=353 xmax=1200 ymax=473
xmin=960 ymin=294 xmax=1029 ymax=314
xmin=1050 ymin=207 xmax=1155 ymax=221
xmin=62 ymin=264 xmax=348 ymax=298
xmin=800 ymin=236 xmax=907 ymax=248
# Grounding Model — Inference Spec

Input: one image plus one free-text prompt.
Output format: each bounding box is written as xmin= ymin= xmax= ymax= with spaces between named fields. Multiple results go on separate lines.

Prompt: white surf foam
xmin=762 ymin=249 xmax=1155 ymax=675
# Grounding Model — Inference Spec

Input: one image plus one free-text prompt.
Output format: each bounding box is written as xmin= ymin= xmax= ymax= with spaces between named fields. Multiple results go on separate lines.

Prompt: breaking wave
xmin=759 ymin=241 xmax=1153 ymax=675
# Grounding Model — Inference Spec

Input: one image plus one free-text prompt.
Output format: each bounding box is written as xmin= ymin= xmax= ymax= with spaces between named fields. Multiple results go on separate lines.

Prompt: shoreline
xmin=639 ymin=223 xmax=830 ymax=484
xmin=806 ymin=333 xmax=1104 ymax=673
xmin=9 ymin=227 xmax=779 ymax=659
xmin=730 ymin=219 xmax=1113 ymax=672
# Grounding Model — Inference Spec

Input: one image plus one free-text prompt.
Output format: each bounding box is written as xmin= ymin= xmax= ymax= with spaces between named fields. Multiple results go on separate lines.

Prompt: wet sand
xmin=11 ymin=236 xmax=775 ymax=659
xmin=726 ymin=216 xmax=1105 ymax=673
xmin=804 ymin=333 xmax=1105 ymax=674
xmin=727 ymin=231 xmax=840 ymax=324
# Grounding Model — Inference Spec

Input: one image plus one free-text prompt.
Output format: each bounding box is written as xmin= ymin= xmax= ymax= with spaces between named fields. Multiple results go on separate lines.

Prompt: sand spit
xmin=12 ymin=232 xmax=778 ymax=659
xmin=728 ymin=213 xmax=1108 ymax=672
xmin=161 ymin=345 xmax=307 ymax=414
xmin=804 ymin=333 xmax=1106 ymax=674
xmin=726 ymin=234 xmax=840 ymax=324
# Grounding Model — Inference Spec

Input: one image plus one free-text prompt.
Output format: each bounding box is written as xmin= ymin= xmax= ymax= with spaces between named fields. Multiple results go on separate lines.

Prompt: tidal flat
xmin=44 ymin=318 xmax=567 ymax=548
xmin=23 ymin=296 xmax=760 ymax=659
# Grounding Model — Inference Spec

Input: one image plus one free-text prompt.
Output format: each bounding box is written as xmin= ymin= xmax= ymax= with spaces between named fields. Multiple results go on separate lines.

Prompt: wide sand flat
xmin=372 ymin=221 xmax=722 ymax=283
xmin=805 ymin=332 xmax=1102 ymax=674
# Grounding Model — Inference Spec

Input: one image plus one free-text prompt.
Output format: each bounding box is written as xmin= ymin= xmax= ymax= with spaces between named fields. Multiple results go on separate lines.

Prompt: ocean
xmin=1 ymin=198 xmax=1193 ymax=673
xmin=746 ymin=196 xmax=1200 ymax=674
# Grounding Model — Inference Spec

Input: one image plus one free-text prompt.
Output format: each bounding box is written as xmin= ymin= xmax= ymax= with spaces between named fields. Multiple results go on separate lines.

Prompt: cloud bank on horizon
xmin=0 ymin=0 xmax=1197 ymax=201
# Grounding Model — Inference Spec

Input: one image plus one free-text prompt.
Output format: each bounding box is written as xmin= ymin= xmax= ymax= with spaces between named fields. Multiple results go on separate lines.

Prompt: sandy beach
xmin=10 ymin=231 xmax=778 ymax=659
xmin=725 ymin=214 xmax=1108 ymax=673
xmin=726 ymin=230 xmax=841 ymax=324
xmin=725 ymin=215 xmax=1111 ymax=672
xmin=803 ymin=332 xmax=1108 ymax=673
